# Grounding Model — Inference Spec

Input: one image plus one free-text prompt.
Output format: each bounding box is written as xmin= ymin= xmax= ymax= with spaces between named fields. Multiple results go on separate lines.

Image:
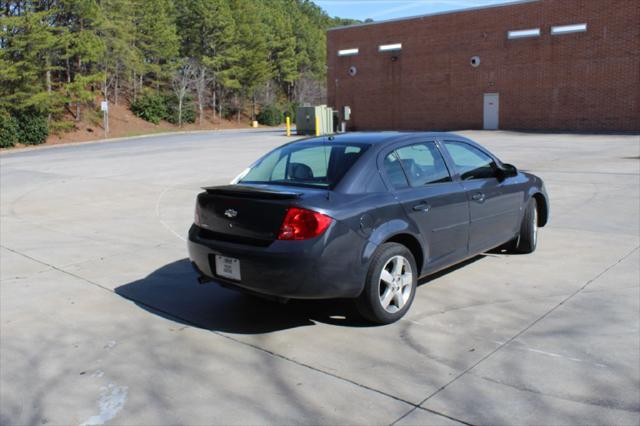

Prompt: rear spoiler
xmin=202 ymin=185 xmax=302 ymax=200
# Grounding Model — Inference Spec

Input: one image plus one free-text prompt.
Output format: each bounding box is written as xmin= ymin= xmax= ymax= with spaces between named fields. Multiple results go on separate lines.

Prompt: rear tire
xmin=514 ymin=198 xmax=538 ymax=254
xmin=356 ymin=243 xmax=417 ymax=324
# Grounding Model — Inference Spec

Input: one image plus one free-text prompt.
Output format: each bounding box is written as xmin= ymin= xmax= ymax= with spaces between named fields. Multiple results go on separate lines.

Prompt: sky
xmin=313 ymin=0 xmax=518 ymax=22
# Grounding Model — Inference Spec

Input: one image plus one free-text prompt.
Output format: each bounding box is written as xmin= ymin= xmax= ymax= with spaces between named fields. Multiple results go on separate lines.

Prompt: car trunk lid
xmin=196 ymin=185 xmax=309 ymax=244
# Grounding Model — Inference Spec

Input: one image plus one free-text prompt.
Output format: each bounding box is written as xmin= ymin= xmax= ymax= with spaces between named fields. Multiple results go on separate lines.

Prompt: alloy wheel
xmin=378 ymin=255 xmax=413 ymax=313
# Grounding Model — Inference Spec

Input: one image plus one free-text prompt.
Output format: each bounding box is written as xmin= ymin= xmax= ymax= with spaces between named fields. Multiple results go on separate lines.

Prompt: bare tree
xmin=193 ymin=63 xmax=212 ymax=125
xmin=294 ymin=72 xmax=326 ymax=106
xmin=171 ymin=61 xmax=196 ymax=127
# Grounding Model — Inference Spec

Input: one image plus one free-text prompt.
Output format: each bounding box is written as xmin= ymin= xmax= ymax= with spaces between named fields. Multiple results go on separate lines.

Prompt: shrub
xmin=0 ymin=110 xmax=19 ymax=148
xmin=165 ymin=94 xmax=195 ymax=125
xmin=221 ymin=105 xmax=241 ymax=120
xmin=131 ymin=92 xmax=167 ymax=124
xmin=49 ymin=119 xmax=76 ymax=134
xmin=16 ymin=111 xmax=48 ymax=145
xmin=257 ymin=104 xmax=283 ymax=126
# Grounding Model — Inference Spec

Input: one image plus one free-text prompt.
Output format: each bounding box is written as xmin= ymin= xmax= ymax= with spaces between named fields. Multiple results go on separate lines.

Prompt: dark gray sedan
xmin=188 ymin=132 xmax=549 ymax=323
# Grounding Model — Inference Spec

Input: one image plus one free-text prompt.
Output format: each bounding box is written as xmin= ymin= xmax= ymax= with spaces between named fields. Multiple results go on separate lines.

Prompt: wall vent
xmin=338 ymin=48 xmax=359 ymax=57
xmin=551 ymin=23 xmax=587 ymax=35
xmin=379 ymin=43 xmax=402 ymax=52
xmin=507 ymin=28 xmax=541 ymax=39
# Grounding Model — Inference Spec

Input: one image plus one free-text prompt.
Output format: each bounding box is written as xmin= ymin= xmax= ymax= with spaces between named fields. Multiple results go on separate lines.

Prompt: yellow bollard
xmin=315 ymin=115 xmax=320 ymax=136
xmin=286 ymin=116 xmax=291 ymax=137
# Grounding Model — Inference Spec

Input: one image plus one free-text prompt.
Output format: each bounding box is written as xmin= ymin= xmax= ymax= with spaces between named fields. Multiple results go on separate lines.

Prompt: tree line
xmin=0 ymin=0 xmax=357 ymax=146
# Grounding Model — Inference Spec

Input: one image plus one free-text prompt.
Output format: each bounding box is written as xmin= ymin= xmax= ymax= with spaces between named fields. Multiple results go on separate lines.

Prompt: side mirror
xmin=500 ymin=163 xmax=518 ymax=178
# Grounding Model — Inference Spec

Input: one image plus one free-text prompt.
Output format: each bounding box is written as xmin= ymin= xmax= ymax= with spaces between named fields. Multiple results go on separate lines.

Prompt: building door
xmin=483 ymin=93 xmax=499 ymax=130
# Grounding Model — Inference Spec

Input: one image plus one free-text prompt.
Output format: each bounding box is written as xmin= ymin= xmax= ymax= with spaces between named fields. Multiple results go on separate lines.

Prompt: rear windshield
xmin=239 ymin=142 xmax=369 ymax=189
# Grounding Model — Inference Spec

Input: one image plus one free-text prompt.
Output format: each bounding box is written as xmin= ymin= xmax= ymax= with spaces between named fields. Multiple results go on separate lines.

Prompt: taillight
xmin=277 ymin=207 xmax=333 ymax=240
xmin=194 ymin=201 xmax=202 ymax=226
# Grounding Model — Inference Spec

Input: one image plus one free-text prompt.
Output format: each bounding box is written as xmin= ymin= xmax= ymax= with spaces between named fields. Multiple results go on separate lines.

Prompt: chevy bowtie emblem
xmin=224 ymin=208 xmax=238 ymax=218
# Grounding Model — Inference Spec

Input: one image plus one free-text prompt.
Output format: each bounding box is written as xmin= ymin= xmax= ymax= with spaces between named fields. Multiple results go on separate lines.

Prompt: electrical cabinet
xmin=296 ymin=105 xmax=334 ymax=136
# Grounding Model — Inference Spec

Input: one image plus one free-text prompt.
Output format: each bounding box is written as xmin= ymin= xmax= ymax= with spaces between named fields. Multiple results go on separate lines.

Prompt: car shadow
xmin=115 ymin=254 xmax=489 ymax=334
xmin=115 ymin=258 xmax=373 ymax=334
xmin=417 ymin=254 xmax=486 ymax=287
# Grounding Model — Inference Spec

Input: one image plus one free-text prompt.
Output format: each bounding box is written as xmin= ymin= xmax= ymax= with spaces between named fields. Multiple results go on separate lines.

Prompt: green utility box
xmin=296 ymin=105 xmax=334 ymax=136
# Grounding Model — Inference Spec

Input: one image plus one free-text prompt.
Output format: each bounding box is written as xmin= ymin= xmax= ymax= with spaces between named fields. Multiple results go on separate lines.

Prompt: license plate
xmin=215 ymin=255 xmax=241 ymax=281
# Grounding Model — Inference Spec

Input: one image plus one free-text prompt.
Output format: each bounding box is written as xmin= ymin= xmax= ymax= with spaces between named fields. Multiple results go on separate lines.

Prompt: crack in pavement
xmin=0 ymin=244 xmax=471 ymax=426
xmin=390 ymin=245 xmax=640 ymax=425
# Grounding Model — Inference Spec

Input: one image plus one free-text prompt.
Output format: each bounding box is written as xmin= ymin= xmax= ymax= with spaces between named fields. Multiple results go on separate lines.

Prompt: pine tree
xmin=97 ymin=0 xmax=138 ymax=105
xmin=57 ymin=0 xmax=105 ymax=121
xmin=231 ymin=0 xmax=272 ymax=121
xmin=0 ymin=9 xmax=61 ymax=114
xmin=262 ymin=1 xmax=299 ymax=103
xmin=175 ymin=0 xmax=234 ymax=123
xmin=133 ymin=0 xmax=179 ymax=93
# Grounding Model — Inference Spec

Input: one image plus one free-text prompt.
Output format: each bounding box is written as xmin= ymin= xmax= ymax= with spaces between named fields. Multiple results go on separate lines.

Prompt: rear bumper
xmin=187 ymin=224 xmax=373 ymax=299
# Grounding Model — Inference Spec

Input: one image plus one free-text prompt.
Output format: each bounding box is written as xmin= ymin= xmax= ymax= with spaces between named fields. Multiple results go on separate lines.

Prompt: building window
xmin=507 ymin=28 xmax=541 ymax=39
xmin=338 ymin=48 xmax=359 ymax=57
xmin=551 ymin=23 xmax=587 ymax=35
xmin=379 ymin=43 xmax=402 ymax=52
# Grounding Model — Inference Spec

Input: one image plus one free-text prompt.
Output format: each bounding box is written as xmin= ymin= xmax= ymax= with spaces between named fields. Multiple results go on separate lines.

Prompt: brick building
xmin=326 ymin=0 xmax=639 ymax=132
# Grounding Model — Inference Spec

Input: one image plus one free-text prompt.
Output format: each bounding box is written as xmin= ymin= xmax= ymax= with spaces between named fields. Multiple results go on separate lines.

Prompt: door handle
xmin=412 ymin=202 xmax=431 ymax=212
xmin=471 ymin=192 xmax=485 ymax=202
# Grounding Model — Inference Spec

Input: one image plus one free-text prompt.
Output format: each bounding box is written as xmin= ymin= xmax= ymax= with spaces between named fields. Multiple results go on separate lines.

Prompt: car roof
xmin=303 ymin=131 xmax=468 ymax=145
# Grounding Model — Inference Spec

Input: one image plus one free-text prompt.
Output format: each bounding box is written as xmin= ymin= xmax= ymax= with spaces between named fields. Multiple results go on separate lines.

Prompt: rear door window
xmin=383 ymin=152 xmax=410 ymax=189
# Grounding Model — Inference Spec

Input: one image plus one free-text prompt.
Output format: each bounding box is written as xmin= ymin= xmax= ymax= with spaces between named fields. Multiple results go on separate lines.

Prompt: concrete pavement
xmin=1 ymin=129 xmax=639 ymax=425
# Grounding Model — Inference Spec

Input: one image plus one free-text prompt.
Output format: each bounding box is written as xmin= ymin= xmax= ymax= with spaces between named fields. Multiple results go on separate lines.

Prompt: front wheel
xmin=356 ymin=243 xmax=417 ymax=324
xmin=514 ymin=198 xmax=538 ymax=254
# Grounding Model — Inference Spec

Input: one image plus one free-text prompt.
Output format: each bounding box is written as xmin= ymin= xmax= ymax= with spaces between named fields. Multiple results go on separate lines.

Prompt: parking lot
xmin=1 ymin=129 xmax=639 ymax=425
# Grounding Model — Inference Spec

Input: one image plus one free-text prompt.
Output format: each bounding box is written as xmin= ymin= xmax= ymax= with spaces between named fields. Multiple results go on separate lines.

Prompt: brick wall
xmin=326 ymin=0 xmax=640 ymax=132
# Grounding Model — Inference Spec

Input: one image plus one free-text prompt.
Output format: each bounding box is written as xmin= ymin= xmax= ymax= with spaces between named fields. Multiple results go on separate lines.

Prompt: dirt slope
xmin=11 ymin=102 xmax=253 ymax=150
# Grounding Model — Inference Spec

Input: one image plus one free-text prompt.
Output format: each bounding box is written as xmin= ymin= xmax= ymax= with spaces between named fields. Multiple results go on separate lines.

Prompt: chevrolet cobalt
xmin=188 ymin=133 xmax=549 ymax=323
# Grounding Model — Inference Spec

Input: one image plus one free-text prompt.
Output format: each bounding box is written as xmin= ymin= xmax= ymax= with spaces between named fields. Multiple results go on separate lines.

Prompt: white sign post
xmin=101 ymin=101 xmax=109 ymax=137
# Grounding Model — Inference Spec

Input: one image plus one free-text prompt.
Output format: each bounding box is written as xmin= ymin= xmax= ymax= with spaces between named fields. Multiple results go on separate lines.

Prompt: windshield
xmin=239 ymin=141 xmax=370 ymax=189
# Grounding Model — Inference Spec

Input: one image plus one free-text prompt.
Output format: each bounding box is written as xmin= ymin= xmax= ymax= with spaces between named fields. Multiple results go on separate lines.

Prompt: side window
xmin=383 ymin=152 xmax=409 ymax=189
xmin=271 ymin=156 xmax=287 ymax=180
xmin=395 ymin=142 xmax=452 ymax=186
xmin=444 ymin=141 xmax=496 ymax=180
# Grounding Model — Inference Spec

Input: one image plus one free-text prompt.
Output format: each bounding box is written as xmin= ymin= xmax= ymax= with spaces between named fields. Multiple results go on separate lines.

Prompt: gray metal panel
xmin=296 ymin=107 xmax=316 ymax=135
xmin=296 ymin=106 xmax=334 ymax=136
